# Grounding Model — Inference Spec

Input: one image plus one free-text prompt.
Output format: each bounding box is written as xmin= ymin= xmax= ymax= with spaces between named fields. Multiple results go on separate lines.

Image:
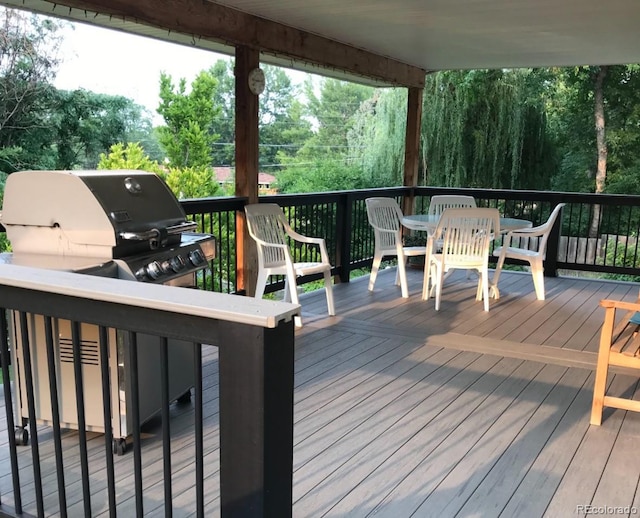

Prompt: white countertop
xmin=0 ymin=260 xmax=300 ymax=328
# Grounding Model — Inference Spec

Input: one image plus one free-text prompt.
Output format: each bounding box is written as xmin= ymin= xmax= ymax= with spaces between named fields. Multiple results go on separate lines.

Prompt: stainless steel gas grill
xmin=0 ymin=170 xmax=216 ymax=454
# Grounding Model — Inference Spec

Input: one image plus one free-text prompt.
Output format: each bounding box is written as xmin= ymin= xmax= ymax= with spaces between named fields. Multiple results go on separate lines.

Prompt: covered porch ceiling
xmin=214 ymin=0 xmax=640 ymax=71
xmin=1 ymin=0 xmax=639 ymax=88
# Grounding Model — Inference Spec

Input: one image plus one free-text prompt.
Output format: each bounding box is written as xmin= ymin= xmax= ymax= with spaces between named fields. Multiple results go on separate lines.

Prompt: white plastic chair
xmin=428 ymin=195 xmax=477 ymax=216
xmin=422 ymin=207 xmax=500 ymax=311
xmin=491 ymin=203 xmax=565 ymax=301
xmin=428 ymin=195 xmax=478 ymax=279
xmin=365 ymin=197 xmax=426 ymax=298
xmin=244 ymin=203 xmax=335 ymax=322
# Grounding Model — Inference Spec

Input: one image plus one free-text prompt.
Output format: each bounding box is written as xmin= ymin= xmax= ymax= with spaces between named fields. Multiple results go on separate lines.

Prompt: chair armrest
xmin=500 ymin=224 xmax=549 ymax=250
xmin=600 ymin=298 xmax=640 ymax=311
xmin=286 ymin=228 xmax=331 ymax=264
xmin=249 ymin=235 xmax=289 ymax=250
xmin=505 ymin=225 xmax=548 ymax=239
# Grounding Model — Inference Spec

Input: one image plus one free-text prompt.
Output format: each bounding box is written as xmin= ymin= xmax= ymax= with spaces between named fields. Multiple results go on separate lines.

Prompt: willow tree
xmin=421 ymin=69 xmax=556 ymax=189
xmin=348 ymin=87 xmax=408 ymax=187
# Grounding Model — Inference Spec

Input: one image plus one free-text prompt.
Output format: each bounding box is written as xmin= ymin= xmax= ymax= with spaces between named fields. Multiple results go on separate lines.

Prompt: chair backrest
xmin=435 ymin=208 xmax=500 ymax=266
xmin=365 ymin=197 xmax=404 ymax=251
xmin=537 ymin=203 xmax=566 ymax=257
xmin=515 ymin=203 xmax=566 ymax=258
xmin=428 ymin=195 xmax=477 ymax=216
xmin=244 ymin=203 xmax=291 ymax=268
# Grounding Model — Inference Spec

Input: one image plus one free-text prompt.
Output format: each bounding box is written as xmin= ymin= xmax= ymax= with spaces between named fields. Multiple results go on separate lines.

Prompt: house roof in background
xmin=214 ymin=167 xmax=275 ymax=185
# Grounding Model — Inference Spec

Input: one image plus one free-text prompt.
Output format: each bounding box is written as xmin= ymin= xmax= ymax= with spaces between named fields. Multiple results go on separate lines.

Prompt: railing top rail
xmin=0 ymin=264 xmax=299 ymax=329
xmin=414 ymin=186 xmax=640 ymax=204
xmin=180 ymin=195 xmax=248 ymax=214
xmin=177 ymin=188 xmax=640 ymax=214
xmin=261 ymin=186 xmax=412 ymax=205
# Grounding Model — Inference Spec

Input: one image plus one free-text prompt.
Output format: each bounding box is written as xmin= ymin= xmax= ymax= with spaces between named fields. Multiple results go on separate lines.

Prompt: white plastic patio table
xmin=401 ymin=214 xmax=533 ymax=299
xmin=401 ymin=214 xmax=532 ymax=233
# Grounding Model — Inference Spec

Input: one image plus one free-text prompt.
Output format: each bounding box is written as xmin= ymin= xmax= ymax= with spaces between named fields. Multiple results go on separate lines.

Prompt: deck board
xmin=501 ymin=370 xmax=594 ymax=517
xmin=3 ymin=269 xmax=640 ymax=517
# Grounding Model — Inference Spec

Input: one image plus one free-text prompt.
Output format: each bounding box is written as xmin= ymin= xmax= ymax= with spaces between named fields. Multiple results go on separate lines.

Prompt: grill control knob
xmin=146 ymin=261 xmax=162 ymax=279
xmin=188 ymin=249 xmax=206 ymax=266
xmin=170 ymin=255 xmax=187 ymax=272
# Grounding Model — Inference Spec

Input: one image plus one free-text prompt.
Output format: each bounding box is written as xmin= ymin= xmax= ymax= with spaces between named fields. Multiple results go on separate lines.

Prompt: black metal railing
xmin=181 ymin=196 xmax=246 ymax=293
xmin=181 ymin=186 xmax=640 ymax=295
xmin=0 ymin=266 xmax=297 ymax=517
xmin=415 ymin=187 xmax=640 ymax=278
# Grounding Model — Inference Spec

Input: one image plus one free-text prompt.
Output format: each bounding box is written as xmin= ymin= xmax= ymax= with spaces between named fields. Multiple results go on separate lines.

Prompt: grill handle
xmin=119 ymin=228 xmax=160 ymax=241
xmin=166 ymin=221 xmax=198 ymax=234
xmin=119 ymin=221 xmax=198 ymax=241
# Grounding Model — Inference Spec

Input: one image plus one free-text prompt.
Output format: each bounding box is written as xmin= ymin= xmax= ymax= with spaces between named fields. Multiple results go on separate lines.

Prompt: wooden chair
xmin=591 ymin=295 xmax=640 ymax=425
xmin=365 ymin=197 xmax=426 ymax=298
xmin=244 ymin=203 xmax=335 ymax=325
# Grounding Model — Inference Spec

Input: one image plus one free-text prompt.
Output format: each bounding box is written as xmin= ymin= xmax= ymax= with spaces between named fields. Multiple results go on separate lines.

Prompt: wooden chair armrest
xmin=600 ymin=298 xmax=640 ymax=311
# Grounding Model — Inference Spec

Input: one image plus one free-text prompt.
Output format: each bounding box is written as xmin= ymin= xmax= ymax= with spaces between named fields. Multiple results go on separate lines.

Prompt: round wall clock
xmin=248 ymin=67 xmax=266 ymax=95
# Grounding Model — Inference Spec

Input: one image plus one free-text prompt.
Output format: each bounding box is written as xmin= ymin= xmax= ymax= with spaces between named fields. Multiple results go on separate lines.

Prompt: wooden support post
xmin=218 ymin=320 xmax=295 ymax=517
xmin=235 ymin=46 xmax=260 ymax=296
xmin=402 ymin=87 xmax=423 ymax=218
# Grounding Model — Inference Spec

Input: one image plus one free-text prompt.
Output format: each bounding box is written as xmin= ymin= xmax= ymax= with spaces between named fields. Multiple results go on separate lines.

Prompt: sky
xmin=53 ymin=21 xmax=309 ymax=125
xmin=54 ymin=22 xmax=234 ymax=122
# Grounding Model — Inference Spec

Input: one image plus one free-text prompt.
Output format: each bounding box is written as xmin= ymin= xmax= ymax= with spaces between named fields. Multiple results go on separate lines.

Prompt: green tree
xmin=97 ymin=142 xmax=163 ymax=173
xmin=52 ymin=89 xmax=153 ymax=169
xmin=209 ymin=59 xmax=235 ymax=166
xmin=161 ymin=166 xmax=221 ymax=199
xmin=156 ymin=70 xmax=221 ymax=168
xmin=206 ymin=60 xmax=313 ymax=172
xmin=550 ymin=65 xmax=640 ymax=195
xmin=302 ymin=78 xmax=373 ymax=160
xmin=277 ymin=78 xmax=373 ymax=193
xmin=0 ymin=7 xmax=65 ymax=173
xmin=276 ymin=159 xmax=368 ymax=193
xmin=259 ymin=66 xmax=311 ymax=169
xmin=98 ymin=141 xmax=220 ymax=200
xmin=347 ymin=88 xmax=408 ymax=187
xmin=421 ymin=69 xmax=556 ymax=190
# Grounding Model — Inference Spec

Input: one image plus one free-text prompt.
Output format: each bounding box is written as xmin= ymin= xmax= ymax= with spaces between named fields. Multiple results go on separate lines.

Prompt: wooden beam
xmin=402 ymin=86 xmax=423 ymax=217
xmin=235 ymin=46 xmax=260 ymax=296
xmin=33 ymin=0 xmax=425 ymax=88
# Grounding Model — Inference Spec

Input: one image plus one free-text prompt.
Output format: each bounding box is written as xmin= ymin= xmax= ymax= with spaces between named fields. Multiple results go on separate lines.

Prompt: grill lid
xmin=1 ymin=170 xmax=194 ymax=258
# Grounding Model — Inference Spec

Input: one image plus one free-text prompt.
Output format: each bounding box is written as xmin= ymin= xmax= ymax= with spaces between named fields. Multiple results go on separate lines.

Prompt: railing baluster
xmin=194 ymin=342 xmax=204 ymax=517
xmin=160 ymin=336 xmax=173 ymax=518
xmin=19 ymin=312 xmax=44 ymax=517
xmin=0 ymin=309 xmax=22 ymax=515
xmin=71 ymin=320 xmax=92 ymax=517
xmin=43 ymin=316 xmax=67 ymax=517
xmin=98 ymin=325 xmax=117 ymax=518
xmin=127 ymin=331 xmax=144 ymax=517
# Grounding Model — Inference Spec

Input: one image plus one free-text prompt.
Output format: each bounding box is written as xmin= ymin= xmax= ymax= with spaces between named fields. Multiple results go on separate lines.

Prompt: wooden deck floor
xmin=2 ymin=268 xmax=640 ymax=517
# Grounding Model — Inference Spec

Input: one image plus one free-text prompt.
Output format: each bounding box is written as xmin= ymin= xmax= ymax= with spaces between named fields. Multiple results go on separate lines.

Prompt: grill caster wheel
xmin=177 ymin=390 xmax=192 ymax=405
xmin=113 ymin=438 xmax=127 ymax=456
xmin=15 ymin=427 xmax=28 ymax=446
